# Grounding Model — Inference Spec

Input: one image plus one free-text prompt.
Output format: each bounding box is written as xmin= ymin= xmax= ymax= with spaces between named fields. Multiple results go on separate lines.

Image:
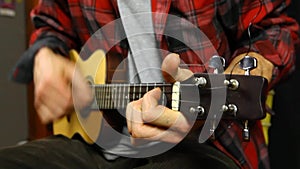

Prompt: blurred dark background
xmin=268 ymin=0 xmax=300 ymax=169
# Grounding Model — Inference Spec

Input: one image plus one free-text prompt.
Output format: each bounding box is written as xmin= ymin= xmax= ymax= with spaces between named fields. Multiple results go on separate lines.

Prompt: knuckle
xmin=142 ymin=111 xmax=156 ymax=123
xmin=34 ymin=84 xmax=44 ymax=99
xmin=131 ymin=127 xmax=143 ymax=138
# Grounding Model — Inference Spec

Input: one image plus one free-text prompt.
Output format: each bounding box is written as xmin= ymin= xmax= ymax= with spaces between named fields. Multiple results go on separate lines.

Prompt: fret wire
xmin=100 ymin=86 xmax=102 ymax=109
xmin=116 ymin=85 xmax=119 ymax=109
xmin=106 ymin=85 xmax=111 ymax=109
xmin=112 ymin=85 xmax=115 ymax=109
xmin=139 ymin=83 xmax=142 ymax=99
xmin=110 ymin=84 xmax=113 ymax=109
xmin=102 ymin=85 xmax=105 ymax=109
xmin=112 ymin=84 xmax=115 ymax=109
xmin=113 ymin=85 xmax=116 ymax=109
xmin=101 ymin=85 xmax=104 ymax=109
xmin=103 ymin=85 xmax=106 ymax=109
xmin=97 ymin=85 xmax=100 ymax=109
xmin=162 ymin=85 xmax=165 ymax=106
xmin=120 ymin=84 xmax=123 ymax=109
xmin=100 ymin=85 xmax=103 ymax=109
xmin=106 ymin=85 xmax=109 ymax=109
xmin=121 ymin=84 xmax=124 ymax=109
xmin=114 ymin=84 xmax=117 ymax=109
xmin=133 ymin=83 xmax=136 ymax=101
xmin=99 ymin=85 xmax=102 ymax=109
xmin=146 ymin=83 xmax=149 ymax=93
xmin=127 ymin=84 xmax=130 ymax=106
xmin=113 ymin=84 xmax=117 ymax=109
xmin=111 ymin=84 xmax=114 ymax=109
xmin=118 ymin=84 xmax=121 ymax=109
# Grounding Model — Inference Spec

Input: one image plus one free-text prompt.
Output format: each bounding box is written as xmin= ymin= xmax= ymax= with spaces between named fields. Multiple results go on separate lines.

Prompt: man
xmin=1 ymin=0 xmax=298 ymax=169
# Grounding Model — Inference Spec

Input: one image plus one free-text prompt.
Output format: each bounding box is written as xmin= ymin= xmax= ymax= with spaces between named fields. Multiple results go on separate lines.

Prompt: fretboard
xmin=91 ymin=83 xmax=174 ymax=110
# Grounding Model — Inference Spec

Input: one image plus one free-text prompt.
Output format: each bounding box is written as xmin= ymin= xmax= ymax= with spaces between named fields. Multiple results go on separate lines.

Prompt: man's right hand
xmin=33 ymin=47 xmax=92 ymax=124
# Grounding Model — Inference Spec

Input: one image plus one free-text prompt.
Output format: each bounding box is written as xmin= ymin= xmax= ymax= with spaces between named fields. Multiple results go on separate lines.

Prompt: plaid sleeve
xmin=10 ymin=0 xmax=80 ymax=84
xmin=226 ymin=0 xmax=300 ymax=88
xmin=30 ymin=0 xmax=79 ymax=52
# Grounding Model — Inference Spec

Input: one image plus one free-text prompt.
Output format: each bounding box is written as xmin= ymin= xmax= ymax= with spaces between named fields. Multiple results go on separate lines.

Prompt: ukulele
xmin=53 ymin=49 xmax=268 ymax=144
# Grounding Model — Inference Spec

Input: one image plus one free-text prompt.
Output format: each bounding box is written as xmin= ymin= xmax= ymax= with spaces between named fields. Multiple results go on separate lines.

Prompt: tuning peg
xmin=194 ymin=77 xmax=207 ymax=87
xmin=222 ymin=104 xmax=238 ymax=117
xmin=209 ymin=55 xmax=225 ymax=74
xmin=239 ymin=55 xmax=257 ymax=75
xmin=224 ymin=79 xmax=239 ymax=90
xmin=242 ymin=120 xmax=250 ymax=141
xmin=209 ymin=124 xmax=216 ymax=140
xmin=209 ymin=115 xmax=217 ymax=140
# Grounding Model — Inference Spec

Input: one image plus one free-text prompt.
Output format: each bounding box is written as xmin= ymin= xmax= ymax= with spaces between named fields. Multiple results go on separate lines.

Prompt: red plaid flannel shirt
xmin=13 ymin=0 xmax=299 ymax=169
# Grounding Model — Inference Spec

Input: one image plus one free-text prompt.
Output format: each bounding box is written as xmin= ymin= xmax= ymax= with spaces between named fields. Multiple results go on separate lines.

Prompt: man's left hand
xmin=126 ymin=53 xmax=194 ymax=144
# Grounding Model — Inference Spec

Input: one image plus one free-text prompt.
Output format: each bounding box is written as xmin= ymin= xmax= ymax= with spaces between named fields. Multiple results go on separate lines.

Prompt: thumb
xmin=162 ymin=53 xmax=193 ymax=83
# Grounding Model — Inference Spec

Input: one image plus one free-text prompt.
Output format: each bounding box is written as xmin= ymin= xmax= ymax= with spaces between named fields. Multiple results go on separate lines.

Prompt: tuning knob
xmin=239 ymin=55 xmax=257 ymax=75
xmin=243 ymin=120 xmax=250 ymax=141
xmin=209 ymin=55 xmax=225 ymax=74
xmin=224 ymin=79 xmax=239 ymax=90
xmin=194 ymin=77 xmax=207 ymax=87
xmin=190 ymin=106 xmax=205 ymax=117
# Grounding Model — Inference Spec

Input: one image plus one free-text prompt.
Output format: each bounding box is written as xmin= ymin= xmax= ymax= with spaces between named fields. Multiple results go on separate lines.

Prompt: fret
xmin=99 ymin=85 xmax=102 ymax=109
xmin=98 ymin=85 xmax=101 ymax=109
xmin=101 ymin=85 xmax=104 ymax=109
xmin=139 ymin=84 xmax=142 ymax=99
xmin=110 ymin=84 xmax=113 ymax=109
xmin=107 ymin=85 xmax=111 ymax=109
xmin=118 ymin=84 xmax=124 ymax=108
xmin=162 ymin=84 xmax=165 ymax=106
xmin=116 ymin=84 xmax=119 ymax=108
xmin=113 ymin=84 xmax=117 ymax=109
xmin=121 ymin=84 xmax=125 ymax=109
xmin=97 ymin=86 xmax=101 ymax=109
xmin=133 ymin=83 xmax=136 ymax=100
xmin=127 ymin=84 xmax=130 ymax=106
xmin=102 ymin=85 xmax=105 ymax=109
xmin=104 ymin=85 xmax=110 ymax=109
xmin=111 ymin=85 xmax=114 ymax=109
xmin=146 ymin=83 xmax=149 ymax=94
xmin=99 ymin=86 xmax=102 ymax=109
xmin=117 ymin=84 xmax=121 ymax=109
xmin=113 ymin=85 xmax=116 ymax=108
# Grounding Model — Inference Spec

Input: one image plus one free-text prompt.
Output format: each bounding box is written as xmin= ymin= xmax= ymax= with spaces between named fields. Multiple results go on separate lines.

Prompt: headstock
xmin=178 ymin=73 xmax=268 ymax=121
